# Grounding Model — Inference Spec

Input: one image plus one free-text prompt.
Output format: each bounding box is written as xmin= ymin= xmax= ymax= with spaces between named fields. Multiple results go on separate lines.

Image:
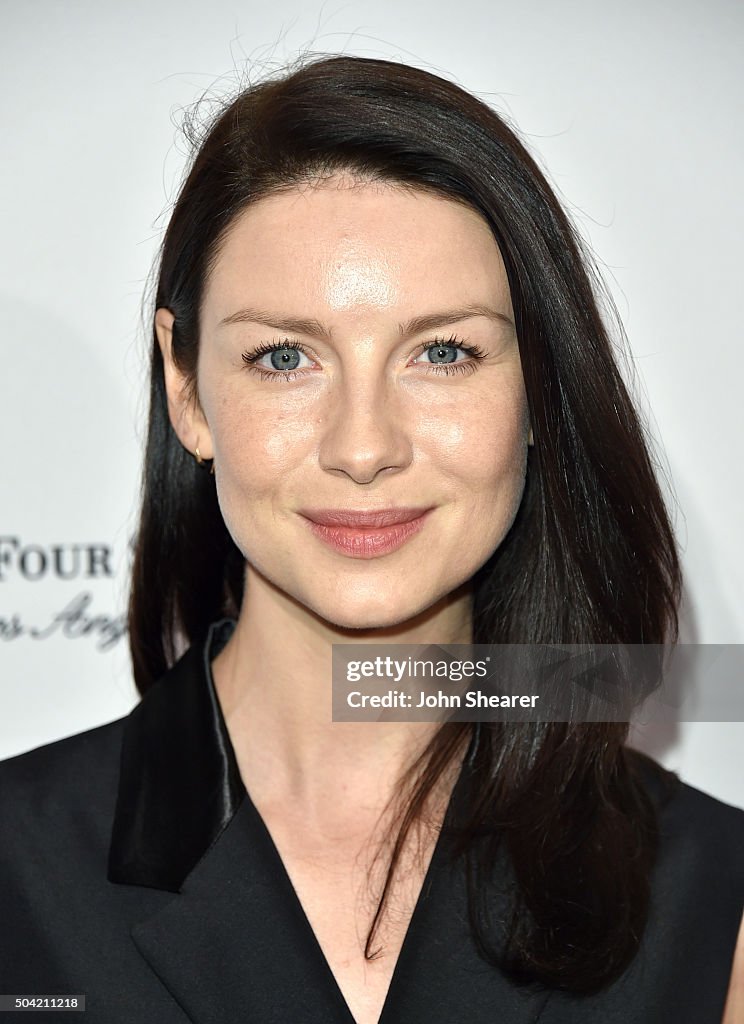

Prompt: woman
xmin=1 ymin=55 xmax=742 ymax=1023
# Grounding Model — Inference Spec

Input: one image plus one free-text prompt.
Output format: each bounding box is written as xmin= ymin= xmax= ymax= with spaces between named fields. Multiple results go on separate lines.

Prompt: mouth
xmin=298 ymin=507 xmax=434 ymax=558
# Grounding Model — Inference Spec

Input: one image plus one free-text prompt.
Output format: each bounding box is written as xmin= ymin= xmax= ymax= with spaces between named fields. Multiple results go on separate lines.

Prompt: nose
xmin=318 ymin=374 xmax=413 ymax=484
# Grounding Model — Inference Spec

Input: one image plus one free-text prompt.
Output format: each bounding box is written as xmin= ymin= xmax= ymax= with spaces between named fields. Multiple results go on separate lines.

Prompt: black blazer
xmin=1 ymin=620 xmax=743 ymax=1023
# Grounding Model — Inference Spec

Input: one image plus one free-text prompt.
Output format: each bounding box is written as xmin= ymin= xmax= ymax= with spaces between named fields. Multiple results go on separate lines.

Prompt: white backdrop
xmin=1 ymin=0 xmax=742 ymax=807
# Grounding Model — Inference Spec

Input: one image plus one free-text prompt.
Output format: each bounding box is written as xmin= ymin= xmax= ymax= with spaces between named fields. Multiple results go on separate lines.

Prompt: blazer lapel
xmin=377 ymin=823 xmax=552 ymax=1024
xmin=130 ymin=794 xmax=355 ymax=1024
xmin=109 ymin=620 xmax=354 ymax=1022
xmin=108 ymin=619 xmax=243 ymax=893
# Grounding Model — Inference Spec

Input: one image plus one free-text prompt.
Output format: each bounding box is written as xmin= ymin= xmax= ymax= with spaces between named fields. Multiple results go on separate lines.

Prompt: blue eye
xmin=413 ymin=336 xmax=486 ymax=376
xmin=241 ymin=340 xmax=312 ymax=379
xmin=266 ymin=347 xmax=302 ymax=371
xmin=418 ymin=342 xmax=464 ymax=364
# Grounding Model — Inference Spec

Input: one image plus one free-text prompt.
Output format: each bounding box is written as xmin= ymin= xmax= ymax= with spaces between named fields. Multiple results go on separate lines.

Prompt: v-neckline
xmin=201 ymin=619 xmax=476 ymax=1023
xmin=240 ymin=752 xmax=472 ymax=1024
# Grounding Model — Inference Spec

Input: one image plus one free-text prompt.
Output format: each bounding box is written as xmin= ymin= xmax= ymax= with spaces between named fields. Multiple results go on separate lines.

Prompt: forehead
xmin=203 ymin=177 xmax=511 ymax=317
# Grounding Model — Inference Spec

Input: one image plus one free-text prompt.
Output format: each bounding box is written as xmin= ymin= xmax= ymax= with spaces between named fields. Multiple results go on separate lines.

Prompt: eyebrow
xmin=218 ymin=303 xmax=514 ymax=338
xmin=401 ymin=305 xmax=514 ymax=336
xmin=219 ymin=307 xmax=330 ymax=337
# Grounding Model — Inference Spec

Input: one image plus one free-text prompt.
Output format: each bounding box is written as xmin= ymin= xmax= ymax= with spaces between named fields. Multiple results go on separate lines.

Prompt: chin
xmin=306 ymin=585 xmax=450 ymax=635
xmin=319 ymin=603 xmax=418 ymax=633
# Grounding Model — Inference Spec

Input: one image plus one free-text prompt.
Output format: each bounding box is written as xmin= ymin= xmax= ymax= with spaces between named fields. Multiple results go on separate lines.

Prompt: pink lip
xmin=299 ymin=507 xmax=433 ymax=558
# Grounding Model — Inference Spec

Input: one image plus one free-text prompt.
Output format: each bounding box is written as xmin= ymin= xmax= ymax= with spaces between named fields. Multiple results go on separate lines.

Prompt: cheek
xmin=209 ymin=395 xmax=321 ymax=568
xmin=426 ymin=385 xmax=530 ymax=562
xmin=211 ymin=390 xmax=318 ymax=490
xmin=420 ymin=384 xmax=529 ymax=491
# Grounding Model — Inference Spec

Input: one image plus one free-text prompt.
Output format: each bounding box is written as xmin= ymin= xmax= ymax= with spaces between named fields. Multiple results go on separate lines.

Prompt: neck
xmin=211 ymin=564 xmax=474 ymax=823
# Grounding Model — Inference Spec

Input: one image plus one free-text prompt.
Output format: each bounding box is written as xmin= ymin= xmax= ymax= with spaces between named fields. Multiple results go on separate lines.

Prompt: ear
xmin=155 ymin=308 xmax=214 ymax=460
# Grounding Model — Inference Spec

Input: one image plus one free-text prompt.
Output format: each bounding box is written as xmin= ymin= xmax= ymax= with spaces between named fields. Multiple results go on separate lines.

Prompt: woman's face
xmin=160 ymin=177 xmax=532 ymax=630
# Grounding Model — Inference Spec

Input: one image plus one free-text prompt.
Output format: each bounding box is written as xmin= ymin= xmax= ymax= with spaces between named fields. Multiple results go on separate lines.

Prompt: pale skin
xmin=156 ymin=175 xmax=744 ymax=1024
xmin=723 ymin=912 xmax=744 ymax=1023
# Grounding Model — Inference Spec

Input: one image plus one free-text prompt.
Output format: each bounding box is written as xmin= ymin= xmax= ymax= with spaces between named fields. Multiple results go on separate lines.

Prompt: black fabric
xmin=0 ymin=625 xmax=742 ymax=1023
xmin=108 ymin=619 xmax=243 ymax=891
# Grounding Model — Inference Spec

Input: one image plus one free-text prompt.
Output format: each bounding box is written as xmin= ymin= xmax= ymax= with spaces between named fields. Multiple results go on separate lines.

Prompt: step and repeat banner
xmin=2 ymin=0 xmax=742 ymax=807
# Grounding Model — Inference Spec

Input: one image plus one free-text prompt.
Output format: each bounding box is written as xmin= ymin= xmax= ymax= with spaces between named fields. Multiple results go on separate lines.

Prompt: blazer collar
xmin=108 ymin=618 xmax=243 ymax=891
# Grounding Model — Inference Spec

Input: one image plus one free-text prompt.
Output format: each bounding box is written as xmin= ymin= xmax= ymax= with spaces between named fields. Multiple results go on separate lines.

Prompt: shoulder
xmin=538 ymin=751 xmax=744 ymax=1022
xmin=0 ymin=715 xmax=126 ymax=793
xmin=0 ymin=717 xmax=127 ymax=864
xmin=627 ymin=747 xmax=744 ymax=876
xmin=626 ymin=747 xmax=744 ymax=932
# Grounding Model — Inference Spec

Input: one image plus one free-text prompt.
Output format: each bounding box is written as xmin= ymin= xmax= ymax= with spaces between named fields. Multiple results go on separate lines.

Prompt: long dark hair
xmin=129 ymin=55 xmax=681 ymax=993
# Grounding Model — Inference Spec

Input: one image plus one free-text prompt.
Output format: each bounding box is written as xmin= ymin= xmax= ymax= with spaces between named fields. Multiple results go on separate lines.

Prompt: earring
xmin=195 ymin=446 xmax=215 ymax=476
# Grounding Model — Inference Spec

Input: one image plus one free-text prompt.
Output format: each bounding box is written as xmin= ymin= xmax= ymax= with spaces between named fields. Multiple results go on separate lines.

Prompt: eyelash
xmin=240 ymin=335 xmax=487 ymax=382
